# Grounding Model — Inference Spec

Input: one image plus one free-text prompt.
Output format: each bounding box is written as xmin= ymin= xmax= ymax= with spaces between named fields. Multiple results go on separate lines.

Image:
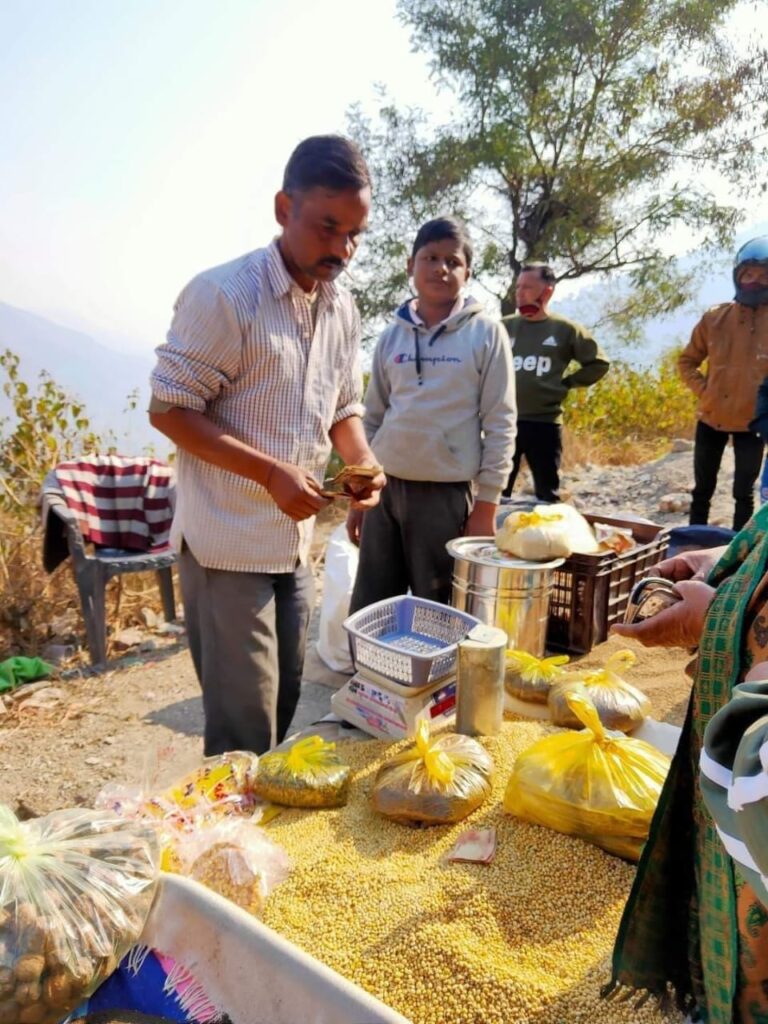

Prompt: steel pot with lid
xmin=446 ymin=537 xmax=564 ymax=657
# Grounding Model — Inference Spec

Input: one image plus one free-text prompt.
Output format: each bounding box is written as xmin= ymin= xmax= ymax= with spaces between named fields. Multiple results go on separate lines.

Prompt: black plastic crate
xmin=546 ymin=514 xmax=669 ymax=654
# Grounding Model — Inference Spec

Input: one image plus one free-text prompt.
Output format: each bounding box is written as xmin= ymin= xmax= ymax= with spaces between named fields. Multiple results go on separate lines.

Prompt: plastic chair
xmin=42 ymin=490 xmax=177 ymax=670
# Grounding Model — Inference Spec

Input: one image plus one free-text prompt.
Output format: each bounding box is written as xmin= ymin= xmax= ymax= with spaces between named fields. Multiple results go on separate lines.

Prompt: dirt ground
xmin=0 ymin=443 xmax=742 ymax=818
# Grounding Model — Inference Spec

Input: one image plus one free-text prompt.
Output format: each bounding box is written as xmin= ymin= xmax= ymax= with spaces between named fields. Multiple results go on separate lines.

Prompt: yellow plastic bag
xmin=504 ymin=688 xmax=670 ymax=861
xmin=505 ymin=650 xmax=571 ymax=704
xmin=547 ymin=649 xmax=651 ymax=732
xmin=372 ymin=721 xmax=494 ymax=826
xmin=252 ymin=736 xmax=351 ymax=808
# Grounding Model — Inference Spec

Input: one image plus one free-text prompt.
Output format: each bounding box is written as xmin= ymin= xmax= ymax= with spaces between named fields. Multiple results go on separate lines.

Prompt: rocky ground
xmin=0 ymin=441 xmax=745 ymax=817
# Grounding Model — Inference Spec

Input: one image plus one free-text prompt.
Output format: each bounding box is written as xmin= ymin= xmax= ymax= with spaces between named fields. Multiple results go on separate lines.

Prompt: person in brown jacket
xmin=678 ymin=236 xmax=768 ymax=530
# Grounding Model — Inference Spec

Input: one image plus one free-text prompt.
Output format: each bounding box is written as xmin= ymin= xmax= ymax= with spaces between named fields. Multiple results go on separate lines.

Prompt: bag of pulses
xmin=503 ymin=688 xmax=669 ymax=861
xmin=253 ymin=736 xmax=351 ymax=808
xmin=547 ymin=649 xmax=650 ymax=732
xmin=372 ymin=721 xmax=493 ymax=826
xmin=0 ymin=805 xmax=159 ymax=1024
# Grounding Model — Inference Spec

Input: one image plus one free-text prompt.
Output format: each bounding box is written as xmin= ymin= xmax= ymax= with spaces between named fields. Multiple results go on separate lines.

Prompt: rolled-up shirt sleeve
xmin=150 ymin=275 xmax=243 ymax=412
xmin=331 ymin=304 xmax=365 ymax=424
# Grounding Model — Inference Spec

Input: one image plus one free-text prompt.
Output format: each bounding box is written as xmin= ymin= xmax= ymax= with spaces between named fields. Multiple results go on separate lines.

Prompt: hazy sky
xmin=1 ymin=0 xmax=767 ymax=355
xmin=0 ymin=0 xmax=448 ymax=351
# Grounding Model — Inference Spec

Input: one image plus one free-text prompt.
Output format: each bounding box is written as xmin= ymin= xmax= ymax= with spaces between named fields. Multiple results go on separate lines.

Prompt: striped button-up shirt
xmin=150 ymin=240 xmax=364 ymax=572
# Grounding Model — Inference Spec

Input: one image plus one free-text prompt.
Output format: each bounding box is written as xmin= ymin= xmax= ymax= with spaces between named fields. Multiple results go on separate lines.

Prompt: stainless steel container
xmin=446 ymin=537 xmax=564 ymax=657
xmin=456 ymin=624 xmax=507 ymax=736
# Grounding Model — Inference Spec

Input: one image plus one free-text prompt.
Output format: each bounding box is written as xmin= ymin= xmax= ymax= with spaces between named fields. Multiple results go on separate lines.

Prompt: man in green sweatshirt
xmin=502 ymin=263 xmax=609 ymax=502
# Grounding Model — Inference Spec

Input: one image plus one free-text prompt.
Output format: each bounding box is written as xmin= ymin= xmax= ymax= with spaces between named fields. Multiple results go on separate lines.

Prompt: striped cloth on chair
xmin=54 ymin=455 xmax=174 ymax=551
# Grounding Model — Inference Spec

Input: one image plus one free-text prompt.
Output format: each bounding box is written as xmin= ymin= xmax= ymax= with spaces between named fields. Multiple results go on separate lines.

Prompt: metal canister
xmin=455 ymin=624 xmax=507 ymax=736
xmin=447 ymin=537 xmax=564 ymax=657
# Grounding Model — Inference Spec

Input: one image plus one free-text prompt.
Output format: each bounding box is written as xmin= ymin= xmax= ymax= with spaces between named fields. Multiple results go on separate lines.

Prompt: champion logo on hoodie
xmin=394 ymin=352 xmax=461 ymax=365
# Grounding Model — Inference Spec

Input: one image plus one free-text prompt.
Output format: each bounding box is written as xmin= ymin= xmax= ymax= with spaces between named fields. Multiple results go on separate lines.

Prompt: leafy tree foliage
xmin=349 ymin=0 xmax=768 ymax=335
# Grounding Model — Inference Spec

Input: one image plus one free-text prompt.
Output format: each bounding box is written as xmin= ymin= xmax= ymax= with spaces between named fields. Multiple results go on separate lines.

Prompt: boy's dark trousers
xmin=502 ymin=420 xmax=562 ymax=503
xmin=689 ymin=420 xmax=764 ymax=532
xmin=349 ymin=476 xmax=473 ymax=613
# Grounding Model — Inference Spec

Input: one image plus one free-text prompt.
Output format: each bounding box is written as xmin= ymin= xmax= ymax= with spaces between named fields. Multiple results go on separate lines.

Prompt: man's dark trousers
xmin=689 ymin=420 xmax=763 ymax=531
xmin=503 ymin=420 xmax=562 ymax=503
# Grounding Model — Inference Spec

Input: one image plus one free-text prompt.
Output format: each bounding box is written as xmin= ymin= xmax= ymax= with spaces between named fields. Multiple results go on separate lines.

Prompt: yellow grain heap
xmin=261 ymin=719 xmax=682 ymax=1024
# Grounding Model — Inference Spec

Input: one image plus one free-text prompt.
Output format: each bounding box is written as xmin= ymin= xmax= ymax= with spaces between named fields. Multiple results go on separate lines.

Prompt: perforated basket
xmin=343 ymin=596 xmax=480 ymax=688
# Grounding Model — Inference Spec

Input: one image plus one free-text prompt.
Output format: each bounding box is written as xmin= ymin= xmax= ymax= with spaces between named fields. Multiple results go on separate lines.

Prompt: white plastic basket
xmin=343 ymin=596 xmax=480 ymax=688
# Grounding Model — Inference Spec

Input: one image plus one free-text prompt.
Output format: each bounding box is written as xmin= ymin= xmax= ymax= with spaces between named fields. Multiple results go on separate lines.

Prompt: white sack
xmin=316 ymin=523 xmax=359 ymax=673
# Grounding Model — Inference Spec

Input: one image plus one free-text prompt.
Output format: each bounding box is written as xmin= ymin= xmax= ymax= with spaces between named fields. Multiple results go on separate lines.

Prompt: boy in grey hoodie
xmin=348 ymin=217 xmax=516 ymax=610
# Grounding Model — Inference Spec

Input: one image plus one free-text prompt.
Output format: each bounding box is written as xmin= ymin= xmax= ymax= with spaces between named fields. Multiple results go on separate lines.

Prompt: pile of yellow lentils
xmin=261 ymin=719 xmax=684 ymax=1024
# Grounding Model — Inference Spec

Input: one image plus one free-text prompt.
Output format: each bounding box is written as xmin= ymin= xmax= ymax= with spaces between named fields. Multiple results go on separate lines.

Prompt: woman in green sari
xmin=608 ymin=504 xmax=768 ymax=1024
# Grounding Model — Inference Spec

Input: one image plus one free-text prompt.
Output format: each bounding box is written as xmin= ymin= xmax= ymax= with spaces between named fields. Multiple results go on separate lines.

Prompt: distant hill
xmin=0 ymin=302 xmax=164 ymax=454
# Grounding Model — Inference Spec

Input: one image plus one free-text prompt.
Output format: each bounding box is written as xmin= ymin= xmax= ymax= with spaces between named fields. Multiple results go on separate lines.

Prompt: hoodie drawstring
xmin=413 ymin=323 xmax=449 ymax=386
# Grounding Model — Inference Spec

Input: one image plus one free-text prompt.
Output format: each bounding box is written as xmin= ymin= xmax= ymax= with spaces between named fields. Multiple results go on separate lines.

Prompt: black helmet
xmin=733 ymin=235 xmax=768 ymax=307
xmin=733 ymin=235 xmax=768 ymax=286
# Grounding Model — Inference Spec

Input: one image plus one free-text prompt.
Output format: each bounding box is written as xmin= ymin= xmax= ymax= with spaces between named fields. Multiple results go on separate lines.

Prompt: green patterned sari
xmin=607 ymin=505 xmax=768 ymax=1023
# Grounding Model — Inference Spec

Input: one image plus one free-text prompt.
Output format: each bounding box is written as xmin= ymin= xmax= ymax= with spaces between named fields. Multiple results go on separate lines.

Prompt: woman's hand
xmin=611 ymin=580 xmax=716 ymax=649
xmin=653 ymin=546 xmax=728 ymax=582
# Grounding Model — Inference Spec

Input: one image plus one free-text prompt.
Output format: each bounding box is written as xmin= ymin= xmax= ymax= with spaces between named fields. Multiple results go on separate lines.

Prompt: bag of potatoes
xmin=0 ymin=804 xmax=159 ymax=1024
xmin=504 ymin=688 xmax=669 ymax=861
xmin=252 ymin=735 xmax=351 ymax=808
xmin=547 ymin=649 xmax=651 ymax=732
xmin=505 ymin=650 xmax=571 ymax=704
xmin=372 ymin=721 xmax=494 ymax=826
xmin=495 ymin=504 xmax=598 ymax=561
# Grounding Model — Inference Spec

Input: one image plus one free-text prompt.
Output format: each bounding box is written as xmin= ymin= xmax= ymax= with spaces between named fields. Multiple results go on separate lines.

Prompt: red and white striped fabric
xmin=54 ymin=456 xmax=174 ymax=551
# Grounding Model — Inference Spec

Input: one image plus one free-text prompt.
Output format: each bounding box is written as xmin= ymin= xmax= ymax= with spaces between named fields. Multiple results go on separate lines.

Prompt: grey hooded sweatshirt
xmin=363 ymin=297 xmax=517 ymax=504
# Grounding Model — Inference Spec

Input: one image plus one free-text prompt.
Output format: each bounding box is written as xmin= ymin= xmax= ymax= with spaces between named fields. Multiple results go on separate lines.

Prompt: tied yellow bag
xmin=503 ymin=688 xmax=670 ymax=861
xmin=547 ymin=649 xmax=651 ymax=732
xmin=505 ymin=650 xmax=571 ymax=704
xmin=253 ymin=736 xmax=351 ymax=808
xmin=372 ymin=721 xmax=494 ymax=826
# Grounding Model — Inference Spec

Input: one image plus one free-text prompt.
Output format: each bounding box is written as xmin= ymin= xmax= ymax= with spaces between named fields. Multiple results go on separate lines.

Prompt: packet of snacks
xmin=96 ymin=748 xmax=275 ymax=871
xmin=0 ymin=804 xmax=158 ymax=1024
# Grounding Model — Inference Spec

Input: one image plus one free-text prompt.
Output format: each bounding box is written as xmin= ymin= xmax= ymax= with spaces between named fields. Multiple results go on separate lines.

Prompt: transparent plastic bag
xmin=547 ymin=649 xmax=651 ymax=732
xmin=505 ymin=651 xmax=571 ymax=704
xmin=252 ymin=736 xmax=351 ymax=808
xmin=0 ymin=805 xmax=159 ymax=1024
xmin=504 ymin=688 xmax=670 ymax=861
xmin=372 ymin=721 xmax=494 ymax=826
xmin=169 ymin=818 xmax=291 ymax=918
xmin=96 ymin=748 xmax=266 ymax=872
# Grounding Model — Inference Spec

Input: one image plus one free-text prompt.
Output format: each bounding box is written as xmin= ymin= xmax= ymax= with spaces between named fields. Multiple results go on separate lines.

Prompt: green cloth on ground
xmin=0 ymin=656 xmax=55 ymax=693
xmin=607 ymin=503 xmax=768 ymax=1023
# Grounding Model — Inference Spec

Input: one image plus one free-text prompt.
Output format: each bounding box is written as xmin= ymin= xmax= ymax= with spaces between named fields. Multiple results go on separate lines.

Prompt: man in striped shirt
xmin=149 ymin=135 xmax=384 ymax=756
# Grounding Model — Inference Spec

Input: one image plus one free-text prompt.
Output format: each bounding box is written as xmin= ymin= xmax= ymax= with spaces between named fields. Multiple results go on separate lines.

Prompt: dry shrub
xmin=562 ymin=348 xmax=696 ymax=466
